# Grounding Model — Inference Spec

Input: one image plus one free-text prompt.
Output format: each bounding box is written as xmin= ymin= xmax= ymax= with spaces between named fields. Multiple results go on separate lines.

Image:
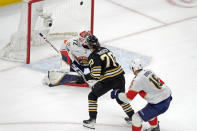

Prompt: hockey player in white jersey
xmin=60 ymin=31 xmax=91 ymax=72
xmin=43 ymin=31 xmax=91 ymax=87
xmin=111 ymin=59 xmax=172 ymax=131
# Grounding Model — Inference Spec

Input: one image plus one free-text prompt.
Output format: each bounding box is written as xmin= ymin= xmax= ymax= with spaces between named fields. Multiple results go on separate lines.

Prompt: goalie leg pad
xmin=60 ymin=73 xmax=89 ymax=87
xmin=47 ymin=70 xmax=89 ymax=87
xmin=59 ymin=73 xmax=79 ymax=84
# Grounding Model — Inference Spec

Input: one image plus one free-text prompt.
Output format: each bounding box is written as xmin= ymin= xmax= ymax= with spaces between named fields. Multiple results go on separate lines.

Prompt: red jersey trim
xmin=139 ymin=90 xmax=147 ymax=98
xmin=126 ymin=90 xmax=138 ymax=100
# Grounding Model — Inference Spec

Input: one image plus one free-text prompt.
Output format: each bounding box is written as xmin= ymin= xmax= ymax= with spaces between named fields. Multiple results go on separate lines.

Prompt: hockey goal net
xmin=0 ymin=0 xmax=94 ymax=64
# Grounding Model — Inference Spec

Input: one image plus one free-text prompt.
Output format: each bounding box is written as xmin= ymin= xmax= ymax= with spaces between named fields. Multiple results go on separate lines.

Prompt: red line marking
xmin=166 ymin=0 xmax=197 ymax=8
xmin=107 ymin=0 xmax=167 ymax=24
xmin=181 ymin=0 xmax=193 ymax=4
xmin=102 ymin=15 xmax=197 ymax=44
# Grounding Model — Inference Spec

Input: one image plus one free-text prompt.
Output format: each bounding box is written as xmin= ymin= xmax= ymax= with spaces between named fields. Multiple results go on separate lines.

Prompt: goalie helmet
xmin=130 ymin=59 xmax=143 ymax=73
xmin=86 ymin=35 xmax=100 ymax=49
xmin=79 ymin=30 xmax=91 ymax=39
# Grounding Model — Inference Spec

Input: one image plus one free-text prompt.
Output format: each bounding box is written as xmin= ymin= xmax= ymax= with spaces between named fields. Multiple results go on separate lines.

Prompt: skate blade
xmin=83 ymin=124 xmax=95 ymax=129
xmin=126 ymin=121 xmax=132 ymax=125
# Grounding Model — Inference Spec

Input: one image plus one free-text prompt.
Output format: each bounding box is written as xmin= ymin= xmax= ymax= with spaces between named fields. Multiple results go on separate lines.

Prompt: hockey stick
xmin=39 ymin=33 xmax=87 ymax=83
xmin=49 ymin=80 xmax=89 ymax=87
xmin=39 ymin=33 xmax=59 ymax=54
xmin=70 ymin=63 xmax=87 ymax=82
xmin=49 ymin=80 xmax=76 ymax=87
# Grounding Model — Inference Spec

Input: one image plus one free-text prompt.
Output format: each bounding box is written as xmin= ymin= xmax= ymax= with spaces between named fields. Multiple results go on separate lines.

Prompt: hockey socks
xmin=88 ymin=99 xmax=98 ymax=119
xmin=121 ymin=103 xmax=134 ymax=118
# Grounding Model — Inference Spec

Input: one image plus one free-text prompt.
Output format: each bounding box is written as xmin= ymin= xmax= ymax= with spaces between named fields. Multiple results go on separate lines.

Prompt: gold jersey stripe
xmin=105 ymin=65 xmax=121 ymax=73
xmin=91 ymin=71 xmax=101 ymax=74
xmin=122 ymin=104 xmax=131 ymax=109
xmin=89 ymin=105 xmax=98 ymax=107
xmin=100 ymin=69 xmax=124 ymax=81
xmin=92 ymin=66 xmax=101 ymax=69
xmin=125 ymin=108 xmax=134 ymax=113
xmin=88 ymin=100 xmax=97 ymax=103
xmin=89 ymin=110 xmax=97 ymax=111
xmin=90 ymin=73 xmax=100 ymax=79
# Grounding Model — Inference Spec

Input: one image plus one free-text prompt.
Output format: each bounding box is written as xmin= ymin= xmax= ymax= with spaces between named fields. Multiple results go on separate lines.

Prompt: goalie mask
xmin=79 ymin=31 xmax=91 ymax=49
xmin=86 ymin=35 xmax=100 ymax=50
xmin=79 ymin=31 xmax=91 ymax=39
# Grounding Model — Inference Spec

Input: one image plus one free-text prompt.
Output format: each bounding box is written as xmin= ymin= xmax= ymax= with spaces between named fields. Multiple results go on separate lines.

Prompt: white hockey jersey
xmin=128 ymin=69 xmax=172 ymax=104
xmin=60 ymin=36 xmax=91 ymax=66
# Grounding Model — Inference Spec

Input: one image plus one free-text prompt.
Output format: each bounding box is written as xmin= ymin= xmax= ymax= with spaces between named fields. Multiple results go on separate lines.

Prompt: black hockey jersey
xmin=85 ymin=47 xmax=124 ymax=81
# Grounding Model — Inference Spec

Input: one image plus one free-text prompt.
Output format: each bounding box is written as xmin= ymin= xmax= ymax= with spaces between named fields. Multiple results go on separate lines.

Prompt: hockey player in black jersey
xmin=76 ymin=35 xmax=134 ymax=129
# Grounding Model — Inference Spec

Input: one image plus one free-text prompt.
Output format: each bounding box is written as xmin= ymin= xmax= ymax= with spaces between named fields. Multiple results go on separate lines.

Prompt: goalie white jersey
xmin=43 ymin=32 xmax=92 ymax=87
xmin=43 ymin=36 xmax=91 ymax=87
xmin=60 ymin=36 xmax=91 ymax=66
xmin=129 ymin=69 xmax=172 ymax=104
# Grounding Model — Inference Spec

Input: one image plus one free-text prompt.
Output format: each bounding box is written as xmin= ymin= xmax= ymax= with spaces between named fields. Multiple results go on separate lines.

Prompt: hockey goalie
xmin=43 ymin=31 xmax=92 ymax=87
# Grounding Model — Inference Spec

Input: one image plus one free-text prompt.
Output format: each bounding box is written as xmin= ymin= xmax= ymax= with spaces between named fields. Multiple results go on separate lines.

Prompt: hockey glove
xmin=111 ymin=89 xmax=121 ymax=99
xmin=76 ymin=76 xmax=85 ymax=84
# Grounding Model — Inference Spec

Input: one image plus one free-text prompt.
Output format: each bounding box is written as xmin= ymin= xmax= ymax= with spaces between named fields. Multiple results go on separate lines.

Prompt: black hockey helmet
xmin=86 ymin=35 xmax=100 ymax=49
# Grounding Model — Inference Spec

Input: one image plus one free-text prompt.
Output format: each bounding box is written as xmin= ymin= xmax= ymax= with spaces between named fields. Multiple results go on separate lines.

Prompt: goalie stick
xmin=48 ymin=80 xmax=81 ymax=87
xmin=49 ymin=82 xmax=75 ymax=87
xmin=39 ymin=33 xmax=87 ymax=83
xmin=49 ymin=81 xmax=89 ymax=87
xmin=39 ymin=33 xmax=59 ymax=53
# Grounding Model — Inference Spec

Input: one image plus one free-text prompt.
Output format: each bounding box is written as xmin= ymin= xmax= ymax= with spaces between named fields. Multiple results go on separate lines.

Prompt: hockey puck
xmin=49 ymin=84 xmax=54 ymax=87
xmin=80 ymin=1 xmax=83 ymax=5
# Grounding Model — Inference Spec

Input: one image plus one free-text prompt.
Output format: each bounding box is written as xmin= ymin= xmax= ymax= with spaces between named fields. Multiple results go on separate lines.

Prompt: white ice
xmin=0 ymin=0 xmax=197 ymax=131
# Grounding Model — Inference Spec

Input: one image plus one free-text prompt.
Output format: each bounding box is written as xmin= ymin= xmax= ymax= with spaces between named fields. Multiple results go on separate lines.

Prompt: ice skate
xmin=124 ymin=116 xmax=132 ymax=124
xmin=143 ymin=123 xmax=160 ymax=131
xmin=83 ymin=118 xmax=96 ymax=129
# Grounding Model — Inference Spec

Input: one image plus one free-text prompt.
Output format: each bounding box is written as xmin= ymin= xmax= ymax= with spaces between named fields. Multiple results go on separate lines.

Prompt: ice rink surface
xmin=0 ymin=0 xmax=197 ymax=130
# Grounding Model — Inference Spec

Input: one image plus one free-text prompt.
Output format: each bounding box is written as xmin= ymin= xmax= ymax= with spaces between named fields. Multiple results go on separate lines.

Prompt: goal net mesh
xmin=0 ymin=0 xmax=93 ymax=63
